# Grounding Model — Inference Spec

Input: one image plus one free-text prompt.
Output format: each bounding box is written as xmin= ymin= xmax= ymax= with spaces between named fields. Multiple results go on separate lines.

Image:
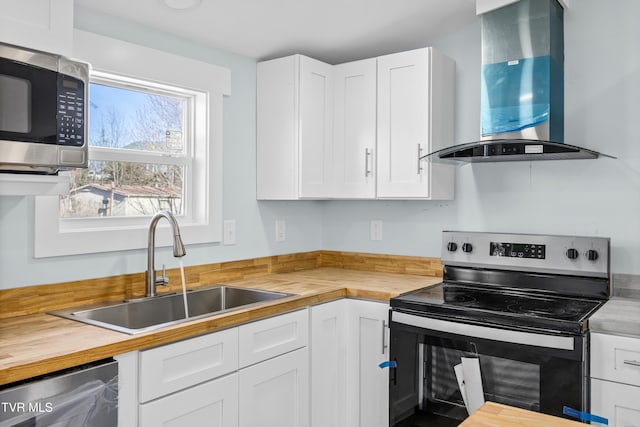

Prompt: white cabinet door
xmin=256 ymin=55 xmax=333 ymax=200
xmin=239 ymin=347 xmax=309 ymax=427
xmin=591 ymin=378 xmax=640 ymax=427
xmin=0 ymin=0 xmax=73 ymax=56
xmin=139 ymin=373 xmax=238 ymax=427
xmin=310 ymin=300 xmax=348 ymax=427
xmin=332 ymin=59 xmax=377 ymax=199
xmin=257 ymin=55 xmax=300 ymax=200
xmin=346 ymin=299 xmax=390 ymax=427
xmin=376 ymin=47 xmax=454 ymax=199
xmin=299 ymin=56 xmax=334 ymax=199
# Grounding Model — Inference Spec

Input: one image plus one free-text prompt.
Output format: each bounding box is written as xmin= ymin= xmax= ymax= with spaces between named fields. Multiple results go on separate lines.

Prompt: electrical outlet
xmin=223 ymin=220 xmax=236 ymax=245
xmin=275 ymin=220 xmax=286 ymax=242
xmin=370 ymin=220 xmax=383 ymax=241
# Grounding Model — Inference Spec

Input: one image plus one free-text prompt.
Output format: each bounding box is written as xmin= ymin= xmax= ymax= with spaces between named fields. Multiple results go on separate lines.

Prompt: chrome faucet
xmin=146 ymin=210 xmax=186 ymax=298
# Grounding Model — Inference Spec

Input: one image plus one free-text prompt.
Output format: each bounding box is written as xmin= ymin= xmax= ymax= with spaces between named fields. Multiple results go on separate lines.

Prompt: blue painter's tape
xmin=563 ymin=406 xmax=608 ymax=425
xmin=378 ymin=361 xmax=397 ymax=369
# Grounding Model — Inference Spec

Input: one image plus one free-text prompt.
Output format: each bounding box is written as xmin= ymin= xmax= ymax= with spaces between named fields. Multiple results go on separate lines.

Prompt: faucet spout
xmin=146 ymin=210 xmax=186 ymax=298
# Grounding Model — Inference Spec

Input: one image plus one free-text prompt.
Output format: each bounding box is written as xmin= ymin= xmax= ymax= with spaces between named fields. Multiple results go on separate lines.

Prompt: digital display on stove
xmin=490 ymin=242 xmax=546 ymax=259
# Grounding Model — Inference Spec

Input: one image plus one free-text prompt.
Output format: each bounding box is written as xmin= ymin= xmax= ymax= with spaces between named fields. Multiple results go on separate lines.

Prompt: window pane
xmin=61 ymin=160 xmax=184 ymax=218
xmin=89 ymin=82 xmax=186 ymax=153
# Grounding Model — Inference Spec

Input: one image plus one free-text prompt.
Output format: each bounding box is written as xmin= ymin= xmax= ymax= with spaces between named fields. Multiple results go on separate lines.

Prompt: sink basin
xmin=51 ymin=285 xmax=293 ymax=334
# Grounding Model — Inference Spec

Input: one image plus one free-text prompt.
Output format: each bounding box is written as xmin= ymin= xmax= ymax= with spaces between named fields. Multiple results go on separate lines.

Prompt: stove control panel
xmin=442 ymin=231 xmax=610 ymax=278
xmin=490 ymin=241 xmax=546 ymax=259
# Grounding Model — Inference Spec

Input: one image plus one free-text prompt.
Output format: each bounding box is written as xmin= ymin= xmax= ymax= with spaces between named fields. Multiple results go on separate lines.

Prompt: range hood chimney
xmin=425 ymin=0 xmax=615 ymax=163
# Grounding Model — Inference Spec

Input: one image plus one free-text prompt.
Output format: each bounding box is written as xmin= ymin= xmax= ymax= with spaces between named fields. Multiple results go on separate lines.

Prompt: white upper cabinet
xmin=332 ymin=59 xmax=377 ymax=199
xmin=257 ymin=47 xmax=455 ymax=200
xmin=376 ymin=47 xmax=455 ymax=199
xmin=257 ymin=54 xmax=333 ymax=200
xmin=0 ymin=0 xmax=73 ymax=56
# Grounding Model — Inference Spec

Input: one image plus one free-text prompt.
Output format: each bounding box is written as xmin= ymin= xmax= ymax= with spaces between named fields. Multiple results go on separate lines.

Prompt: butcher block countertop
xmin=0 ymin=267 xmax=441 ymax=386
xmin=460 ymin=402 xmax=585 ymax=427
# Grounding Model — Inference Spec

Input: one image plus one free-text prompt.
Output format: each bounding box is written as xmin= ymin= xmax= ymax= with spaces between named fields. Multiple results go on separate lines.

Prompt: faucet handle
xmin=156 ymin=264 xmax=169 ymax=286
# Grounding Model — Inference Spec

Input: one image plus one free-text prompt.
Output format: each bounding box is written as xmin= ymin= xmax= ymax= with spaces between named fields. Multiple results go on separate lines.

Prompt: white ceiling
xmin=74 ymin=0 xmax=478 ymax=64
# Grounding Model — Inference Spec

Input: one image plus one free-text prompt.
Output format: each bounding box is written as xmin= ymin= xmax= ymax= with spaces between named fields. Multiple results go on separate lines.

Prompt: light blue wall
xmin=0 ymin=8 xmax=324 ymax=289
xmin=322 ymin=0 xmax=640 ymax=275
xmin=1 ymin=0 xmax=639 ymax=289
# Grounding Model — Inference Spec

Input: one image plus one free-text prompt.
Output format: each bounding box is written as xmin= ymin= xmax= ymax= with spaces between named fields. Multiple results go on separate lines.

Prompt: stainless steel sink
xmin=51 ymin=285 xmax=293 ymax=334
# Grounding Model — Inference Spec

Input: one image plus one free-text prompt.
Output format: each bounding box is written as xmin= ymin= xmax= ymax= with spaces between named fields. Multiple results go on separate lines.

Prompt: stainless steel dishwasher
xmin=0 ymin=359 xmax=117 ymax=427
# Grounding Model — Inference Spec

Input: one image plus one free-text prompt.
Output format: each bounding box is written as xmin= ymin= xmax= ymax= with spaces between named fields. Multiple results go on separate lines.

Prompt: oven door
xmin=389 ymin=311 xmax=588 ymax=426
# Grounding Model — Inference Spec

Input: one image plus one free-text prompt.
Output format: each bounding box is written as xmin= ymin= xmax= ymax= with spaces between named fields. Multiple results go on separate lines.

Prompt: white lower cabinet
xmin=139 ymin=373 xmax=238 ymax=427
xmin=310 ymin=299 xmax=390 ymax=427
xmin=347 ymin=299 xmax=390 ymax=427
xmin=591 ymin=332 xmax=640 ymax=426
xmin=239 ymin=347 xmax=309 ymax=427
xmin=310 ymin=300 xmax=348 ymax=427
xmin=118 ymin=301 xmax=391 ymax=427
xmin=591 ymin=378 xmax=640 ymax=427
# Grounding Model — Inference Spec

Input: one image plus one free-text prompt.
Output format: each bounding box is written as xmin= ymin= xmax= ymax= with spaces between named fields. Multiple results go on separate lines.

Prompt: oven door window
xmin=430 ymin=341 xmax=540 ymax=412
xmin=0 ymin=58 xmax=57 ymax=143
xmin=423 ymin=335 xmax=583 ymax=422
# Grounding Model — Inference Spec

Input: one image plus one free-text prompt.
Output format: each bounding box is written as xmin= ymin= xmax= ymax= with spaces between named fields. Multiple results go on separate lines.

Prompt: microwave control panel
xmin=57 ymin=74 xmax=85 ymax=147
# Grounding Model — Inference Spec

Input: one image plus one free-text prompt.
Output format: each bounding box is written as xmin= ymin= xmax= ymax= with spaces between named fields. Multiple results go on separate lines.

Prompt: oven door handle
xmin=391 ymin=311 xmax=575 ymax=351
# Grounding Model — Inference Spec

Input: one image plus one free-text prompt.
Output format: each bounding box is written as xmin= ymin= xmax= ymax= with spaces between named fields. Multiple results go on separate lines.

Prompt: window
xmin=61 ymin=75 xmax=191 ymax=219
xmin=34 ymin=30 xmax=230 ymax=257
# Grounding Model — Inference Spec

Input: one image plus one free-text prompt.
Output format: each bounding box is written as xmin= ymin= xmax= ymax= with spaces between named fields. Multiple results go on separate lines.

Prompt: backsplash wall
xmin=1 ymin=0 xmax=638 ymax=289
xmin=321 ymin=0 xmax=640 ymax=273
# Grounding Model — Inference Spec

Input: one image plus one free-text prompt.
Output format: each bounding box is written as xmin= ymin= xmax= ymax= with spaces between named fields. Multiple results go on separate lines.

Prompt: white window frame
xmin=34 ymin=30 xmax=230 ymax=258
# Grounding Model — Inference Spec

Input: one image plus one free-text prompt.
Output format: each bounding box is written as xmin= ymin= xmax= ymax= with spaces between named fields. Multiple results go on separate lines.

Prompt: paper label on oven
xmin=461 ymin=357 xmax=485 ymax=414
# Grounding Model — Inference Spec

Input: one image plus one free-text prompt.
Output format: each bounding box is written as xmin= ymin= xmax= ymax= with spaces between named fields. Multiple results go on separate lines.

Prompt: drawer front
xmin=239 ymin=309 xmax=308 ymax=368
xmin=139 ymin=327 xmax=238 ymax=402
xmin=139 ymin=373 xmax=238 ymax=427
xmin=591 ymin=333 xmax=640 ymax=387
xmin=591 ymin=378 xmax=640 ymax=427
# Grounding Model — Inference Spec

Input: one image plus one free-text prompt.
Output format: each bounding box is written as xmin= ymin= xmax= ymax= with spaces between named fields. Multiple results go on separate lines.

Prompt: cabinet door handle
xmin=364 ymin=148 xmax=372 ymax=177
xmin=417 ymin=144 xmax=424 ymax=174
xmin=624 ymin=359 xmax=640 ymax=367
xmin=382 ymin=320 xmax=388 ymax=354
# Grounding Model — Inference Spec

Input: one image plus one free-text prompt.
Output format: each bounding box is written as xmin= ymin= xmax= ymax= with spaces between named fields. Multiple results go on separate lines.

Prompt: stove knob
xmin=447 ymin=242 xmax=458 ymax=252
xmin=587 ymin=249 xmax=599 ymax=261
xmin=462 ymin=243 xmax=473 ymax=253
xmin=566 ymin=248 xmax=579 ymax=260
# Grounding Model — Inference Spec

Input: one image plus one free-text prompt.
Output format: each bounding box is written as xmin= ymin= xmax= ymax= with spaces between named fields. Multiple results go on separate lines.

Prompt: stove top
xmin=391 ymin=283 xmax=605 ymax=335
xmin=390 ymin=231 xmax=611 ymax=336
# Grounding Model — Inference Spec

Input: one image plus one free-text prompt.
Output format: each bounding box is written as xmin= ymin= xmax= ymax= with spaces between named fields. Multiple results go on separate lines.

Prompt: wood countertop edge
xmin=1 ymin=287 xmax=356 ymax=385
xmin=460 ymin=402 xmax=585 ymax=426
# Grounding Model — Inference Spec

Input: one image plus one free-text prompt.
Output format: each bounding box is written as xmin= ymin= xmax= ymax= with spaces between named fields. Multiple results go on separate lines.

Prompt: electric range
xmin=389 ymin=231 xmax=610 ymax=426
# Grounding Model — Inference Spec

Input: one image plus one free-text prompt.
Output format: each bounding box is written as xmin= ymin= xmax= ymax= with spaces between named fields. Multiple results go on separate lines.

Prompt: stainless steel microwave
xmin=0 ymin=42 xmax=89 ymax=174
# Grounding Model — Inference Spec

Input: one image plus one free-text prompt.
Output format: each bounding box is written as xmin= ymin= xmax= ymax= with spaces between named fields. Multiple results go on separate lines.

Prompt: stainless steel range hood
xmin=424 ymin=0 xmax=615 ymax=163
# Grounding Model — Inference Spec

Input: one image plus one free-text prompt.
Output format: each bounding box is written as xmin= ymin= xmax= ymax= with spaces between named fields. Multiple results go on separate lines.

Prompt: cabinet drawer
xmin=239 ymin=309 xmax=308 ymax=368
xmin=591 ymin=333 xmax=640 ymax=387
xmin=139 ymin=328 xmax=238 ymax=402
xmin=139 ymin=373 xmax=238 ymax=427
xmin=591 ymin=378 xmax=640 ymax=427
